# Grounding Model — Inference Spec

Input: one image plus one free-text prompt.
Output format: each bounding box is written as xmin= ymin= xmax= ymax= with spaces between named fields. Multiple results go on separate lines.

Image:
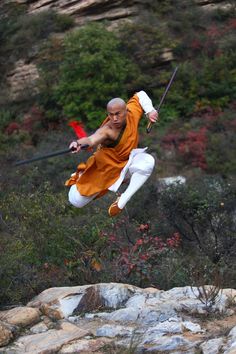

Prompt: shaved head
xmin=106 ymin=97 xmax=127 ymax=128
xmin=107 ymin=98 xmax=126 ymax=110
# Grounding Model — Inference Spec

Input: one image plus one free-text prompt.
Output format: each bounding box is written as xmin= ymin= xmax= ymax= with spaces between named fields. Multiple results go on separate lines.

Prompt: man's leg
xmin=68 ymin=184 xmax=98 ymax=208
xmin=108 ymin=153 xmax=155 ymax=216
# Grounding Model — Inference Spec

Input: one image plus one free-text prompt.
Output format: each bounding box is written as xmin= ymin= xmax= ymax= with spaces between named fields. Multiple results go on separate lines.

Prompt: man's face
xmin=107 ymin=103 xmax=127 ymax=129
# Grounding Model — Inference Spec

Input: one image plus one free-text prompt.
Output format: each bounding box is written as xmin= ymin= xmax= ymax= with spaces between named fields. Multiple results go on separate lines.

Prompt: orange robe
xmin=65 ymin=94 xmax=144 ymax=197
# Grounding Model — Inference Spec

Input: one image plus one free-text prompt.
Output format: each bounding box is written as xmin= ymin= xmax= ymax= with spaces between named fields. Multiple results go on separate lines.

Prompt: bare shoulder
xmin=96 ymin=123 xmax=112 ymax=137
xmin=89 ymin=123 xmax=112 ymax=146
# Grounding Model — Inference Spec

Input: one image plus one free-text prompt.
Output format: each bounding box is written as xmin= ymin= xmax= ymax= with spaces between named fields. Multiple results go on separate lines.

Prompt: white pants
xmin=68 ymin=152 xmax=155 ymax=208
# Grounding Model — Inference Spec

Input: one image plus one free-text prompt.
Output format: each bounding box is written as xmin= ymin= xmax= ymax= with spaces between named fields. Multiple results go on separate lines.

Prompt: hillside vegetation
xmin=0 ymin=0 xmax=235 ymax=307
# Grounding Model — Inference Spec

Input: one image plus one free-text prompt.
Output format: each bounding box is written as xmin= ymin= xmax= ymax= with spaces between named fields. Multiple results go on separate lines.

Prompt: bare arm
xmin=69 ymin=126 xmax=110 ymax=153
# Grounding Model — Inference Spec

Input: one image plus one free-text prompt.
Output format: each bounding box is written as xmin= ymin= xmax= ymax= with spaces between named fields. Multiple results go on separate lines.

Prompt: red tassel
xmin=68 ymin=120 xmax=87 ymax=138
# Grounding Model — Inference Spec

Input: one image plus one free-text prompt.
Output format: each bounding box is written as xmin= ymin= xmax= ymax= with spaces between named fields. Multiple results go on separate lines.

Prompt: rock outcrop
xmin=13 ymin=0 xmax=144 ymax=24
xmin=12 ymin=0 xmax=232 ymax=23
xmin=0 ymin=283 xmax=236 ymax=353
xmin=7 ymin=60 xmax=40 ymax=101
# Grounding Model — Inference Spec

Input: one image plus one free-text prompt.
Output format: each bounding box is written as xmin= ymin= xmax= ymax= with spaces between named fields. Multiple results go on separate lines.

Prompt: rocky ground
xmin=0 ymin=283 xmax=236 ymax=353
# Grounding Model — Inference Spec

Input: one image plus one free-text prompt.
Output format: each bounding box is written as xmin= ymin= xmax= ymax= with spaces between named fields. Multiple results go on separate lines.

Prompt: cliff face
xmin=11 ymin=0 xmax=232 ymax=24
xmin=11 ymin=0 xmax=145 ymax=24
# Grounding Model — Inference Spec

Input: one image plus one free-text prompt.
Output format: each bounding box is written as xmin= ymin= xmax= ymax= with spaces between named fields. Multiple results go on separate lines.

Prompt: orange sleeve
xmin=126 ymin=93 xmax=144 ymax=121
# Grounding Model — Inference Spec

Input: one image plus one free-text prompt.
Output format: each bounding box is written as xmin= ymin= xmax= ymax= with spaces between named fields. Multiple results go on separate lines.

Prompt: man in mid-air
xmin=66 ymin=90 xmax=158 ymax=216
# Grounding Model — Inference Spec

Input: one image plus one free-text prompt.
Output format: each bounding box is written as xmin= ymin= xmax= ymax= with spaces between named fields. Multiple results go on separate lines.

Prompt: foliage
xmin=53 ymin=23 xmax=139 ymax=129
xmin=145 ymin=1 xmax=236 ymax=123
xmin=1 ymin=10 xmax=73 ymax=61
xmin=0 ymin=3 xmax=26 ymax=79
xmin=161 ymin=105 xmax=236 ymax=174
xmin=1 ymin=164 xmax=235 ymax=306
xmin=118 ymin=4 xmax=236 ymax=125
xmin=191 ymin=270 xmax=223 ymax=310
xmin=105 ymin=223 xmax=182 ymax=287
xmin=152 ymin=52 xmax=236 ymax=123
xmin=0 ymin=105 xmax=47 ymax=153
xmin=37 ymin=36 xmax=66 ymax=126
xmin=0 ymin=109 xmax=15 ymax=132
xmin=62 ymin=214 xmax=188 ymax=290
xmin=162 ymin=127 xmax=208 ymax=170
xmin=0 ymin=11 xmax=73 ymax=81
xmin=205 ymin=105 xmax=236 ymax=175
xmin=0 ymin=182 xmax=112 ymax=305
xmin=119 ymin=22 xmax=174 ymax=87
xmin=156 ymin=176 xmax=236 ymax=267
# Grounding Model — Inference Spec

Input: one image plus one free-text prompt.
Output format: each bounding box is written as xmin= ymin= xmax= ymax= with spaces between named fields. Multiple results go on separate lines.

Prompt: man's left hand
xmin=147 ymin=110 xmax=159 ymax=123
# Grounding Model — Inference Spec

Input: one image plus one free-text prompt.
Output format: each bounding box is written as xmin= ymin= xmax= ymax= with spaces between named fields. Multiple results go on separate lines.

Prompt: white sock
xmin=117 ymin=172 xmax=150 ymax=209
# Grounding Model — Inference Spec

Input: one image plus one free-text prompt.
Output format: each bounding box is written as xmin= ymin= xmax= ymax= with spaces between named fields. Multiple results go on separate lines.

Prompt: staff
xmin=13 ymin=145 xmax=89 ymax=166
xmin=146 ymin=66 xmax=179 ymax=133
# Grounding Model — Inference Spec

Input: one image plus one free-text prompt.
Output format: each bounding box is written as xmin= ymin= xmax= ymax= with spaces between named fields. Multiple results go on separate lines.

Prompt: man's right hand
xmin=69 ymin=141 xmax=81 ymax=153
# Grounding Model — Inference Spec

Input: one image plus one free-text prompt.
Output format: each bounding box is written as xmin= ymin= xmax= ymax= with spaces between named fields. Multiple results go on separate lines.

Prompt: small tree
xmin=54 ymin=23 xmax=139 ymax=129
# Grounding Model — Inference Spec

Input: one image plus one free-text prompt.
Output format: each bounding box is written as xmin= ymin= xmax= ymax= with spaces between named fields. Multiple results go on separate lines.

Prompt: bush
xmin=1 ymin=167 xmax=235 ymax=306
xmin=119 ymin=21 xmax=174 ymax=71
xmin=161 ymin=104 xmax=236 ymax=173
xmin=205 ymin=106 xmax=236 ymax=175
xmin=37 ymin=35 xmax=66 ymax=126
xmin=53 ymin=23 xmax=139 ymax=129
xmin=3 ymin=10 xmax=73 ymax=60
xmin=0 ymin=182 xmax=112 ymax=305
xmin=156 ymin=176 xmax=236 ymax=268
xmin=101 ymin=220 xmax=184 ymax=288
xmin=0 ymin=109 xmax=14 ymax=131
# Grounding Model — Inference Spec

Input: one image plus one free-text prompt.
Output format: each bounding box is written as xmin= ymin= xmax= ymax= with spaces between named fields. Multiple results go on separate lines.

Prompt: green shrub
xmin=156 ymin=176 xmax=236 ymax=266
xmin=154 ymin=52 xmax=236 ymax=121
xmin=37 ymin=36 xmax=66 ymax=126
xmin=4 ymin=10 xmax=73 ymax=59
xmin=0 ymin=182 xmax=112 ymax=305
xmin=1 ymin=168 xmax=235 ymax=305
xmin=0 ymin=109 xmax=14 ymax=131
xmin=54 ymin=23 xmax=139 ymax=129
xmin=206 ymin=110 xmax=236 ymax=176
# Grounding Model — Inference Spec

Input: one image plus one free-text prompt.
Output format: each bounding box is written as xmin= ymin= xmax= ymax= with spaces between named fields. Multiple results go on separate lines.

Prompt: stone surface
xmin=0 ymin=322 xmax=13 ymax=347
xmin=28 ymin=283 xmax=141 ymax=317
xmin=7 ymin=60 xmax=39 ymax=101
xmin=30 ymin=321 xmax=49 ymax=334
xmin=96 ymin=324 xmax=134 ymax=338
xmin=223 ymin=326 xmax=236 ymax=354
xmin=8 ymin=322 xmax=89 ymax=353
xmin=10 ymin=0 xmax=233 ymax=19
xmin=0 ymin=306 xmax=40 ymax=328
xmin=22 ymin=0 xmax=142 ymax=25
xmin=200 ymin=338 xmax=224 ymax=354
xmin=1 ymin=283 xmax=236 ymax=353
xmin=58 ymin=337 xmax=113 ymax=353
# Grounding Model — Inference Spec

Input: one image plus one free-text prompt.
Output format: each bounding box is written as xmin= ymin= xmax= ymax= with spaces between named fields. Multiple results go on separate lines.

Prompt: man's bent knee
xmin=68 ymin=185 xmax=94 ymax=208
xmin=143 ymin=154 xmax=155 ymax=174
xmin=130 ymin=153 xmax=155 ymax=176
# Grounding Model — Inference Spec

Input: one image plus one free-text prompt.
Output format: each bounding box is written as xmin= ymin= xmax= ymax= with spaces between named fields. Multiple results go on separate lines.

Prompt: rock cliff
xmin=12 ymin=0 xmax=145 ymax=24
xmin=12 ymin=0 xmax=232 ymax=24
